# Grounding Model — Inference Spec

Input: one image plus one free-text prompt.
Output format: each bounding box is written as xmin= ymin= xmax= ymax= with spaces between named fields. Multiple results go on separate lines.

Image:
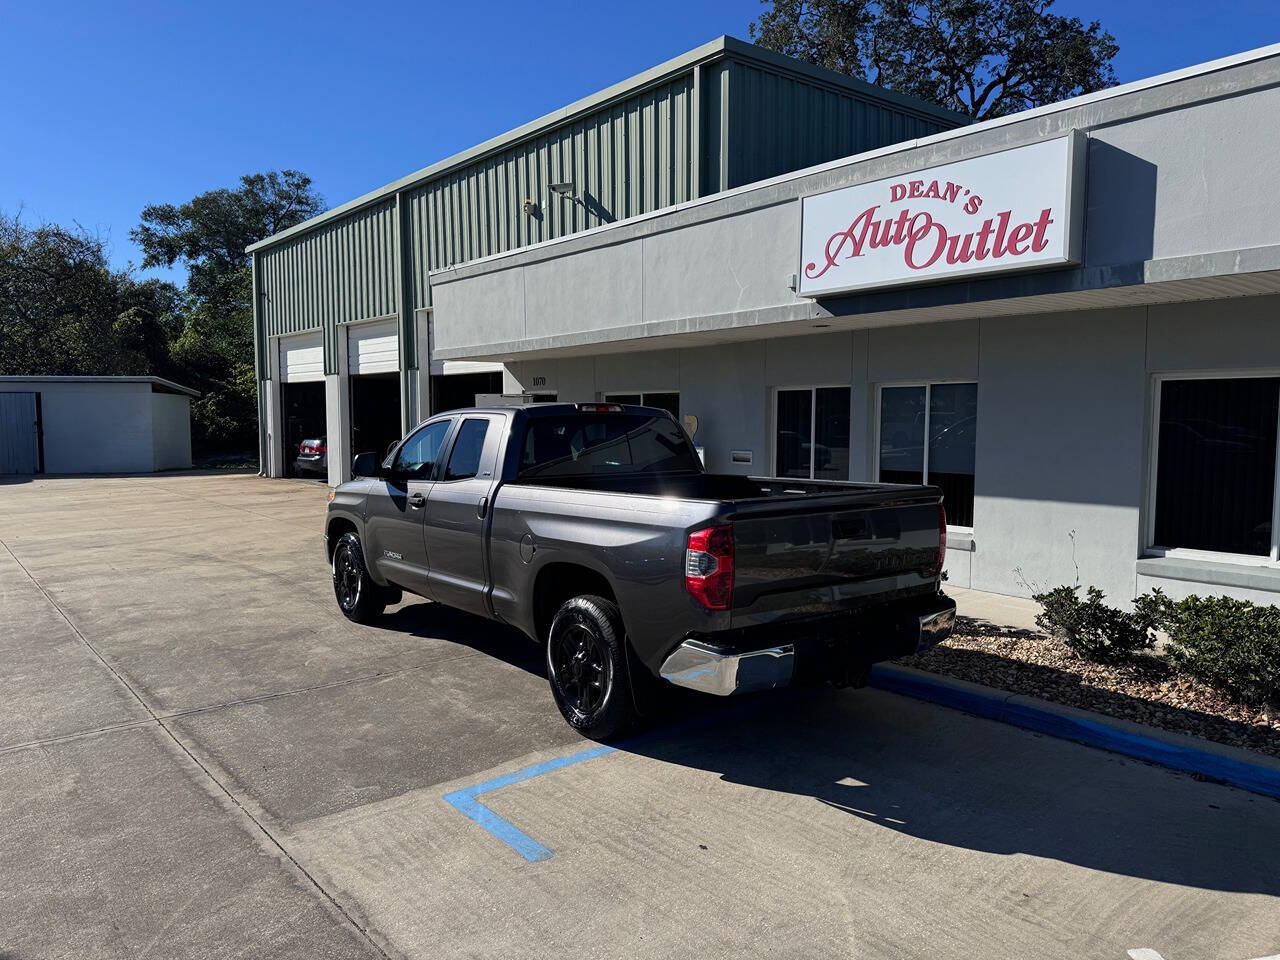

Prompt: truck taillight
xmin=686 ymin=524 xmax=734 ymax=611
xmin=937 ymin=503 xmax=947 ymax=577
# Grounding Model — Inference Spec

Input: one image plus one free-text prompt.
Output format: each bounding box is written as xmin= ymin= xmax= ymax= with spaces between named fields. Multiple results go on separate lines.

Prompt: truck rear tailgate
xmin=728 ymin=484 xmax=943 ymax=630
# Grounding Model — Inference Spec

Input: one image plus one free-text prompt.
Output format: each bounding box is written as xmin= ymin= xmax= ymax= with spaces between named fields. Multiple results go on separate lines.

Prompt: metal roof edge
xmin=428 ymin=40 xmax=1280 ymax=281
xmin=0 ymin=375 xmax=200 ymax=397
xmin=715 ymin=36 xmax=970 ymax=125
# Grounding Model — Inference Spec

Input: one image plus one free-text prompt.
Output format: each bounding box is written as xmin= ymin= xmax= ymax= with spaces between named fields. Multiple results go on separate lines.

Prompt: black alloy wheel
xmin=550 ymin=621 xmax=611 ymax=716
xmin=331 ymin=531 xmax=387 ymax=624
xmin=545 ymin=595 xmax=634 ymax=740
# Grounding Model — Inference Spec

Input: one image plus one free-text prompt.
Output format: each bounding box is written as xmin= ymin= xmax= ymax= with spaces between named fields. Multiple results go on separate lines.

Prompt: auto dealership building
xmin=251 ymin=36 xmax=1280 ymax=607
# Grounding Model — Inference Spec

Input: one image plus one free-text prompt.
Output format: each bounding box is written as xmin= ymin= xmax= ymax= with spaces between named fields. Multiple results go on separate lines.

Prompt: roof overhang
xmin=431 ymin=245 xmax=1280 ymax=363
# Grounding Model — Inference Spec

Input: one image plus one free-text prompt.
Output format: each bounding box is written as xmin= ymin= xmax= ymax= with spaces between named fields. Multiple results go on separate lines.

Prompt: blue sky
xmin=3 ymin=0 xmax=1277 ymax=283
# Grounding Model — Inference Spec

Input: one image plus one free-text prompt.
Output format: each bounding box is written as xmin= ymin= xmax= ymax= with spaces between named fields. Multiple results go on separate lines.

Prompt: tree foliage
xmin=0 ymin=214 xmax=181 ymax=380
xmin=131 ymin=171 xmax=323 ymax=455
xmin=750 ymin=0 xmax=1119 ymax=119
xmin=132 ymin=171 xmax=321 ymax=309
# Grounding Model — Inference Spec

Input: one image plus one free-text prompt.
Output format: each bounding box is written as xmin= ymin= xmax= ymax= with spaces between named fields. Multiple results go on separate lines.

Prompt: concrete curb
xmin=869 ymin=663 xmax=1280 ymax=801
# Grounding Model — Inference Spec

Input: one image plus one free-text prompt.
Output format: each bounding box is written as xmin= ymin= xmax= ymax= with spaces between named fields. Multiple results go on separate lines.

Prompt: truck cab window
xmin=393 ymin=419 xmax=452 ymax=480
xmin=519 ymin=413 xmax=700 ymax=479
xmin=444 ymin=419 xmax=490 ymax=481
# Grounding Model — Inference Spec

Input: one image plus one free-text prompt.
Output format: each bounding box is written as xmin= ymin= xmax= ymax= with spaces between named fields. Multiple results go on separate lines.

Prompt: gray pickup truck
xmin=325 ymin=403 xmax=954 ymax=738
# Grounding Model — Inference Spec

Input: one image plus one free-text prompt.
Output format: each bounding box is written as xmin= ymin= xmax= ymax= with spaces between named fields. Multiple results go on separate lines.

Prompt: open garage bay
xmin=1 ymin=472 xmax=1276 ymax=960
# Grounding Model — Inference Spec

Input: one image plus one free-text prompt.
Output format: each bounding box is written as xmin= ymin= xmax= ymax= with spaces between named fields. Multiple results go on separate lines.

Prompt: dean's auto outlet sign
xmin=798 ymin=133 xmax=1085 ymax=297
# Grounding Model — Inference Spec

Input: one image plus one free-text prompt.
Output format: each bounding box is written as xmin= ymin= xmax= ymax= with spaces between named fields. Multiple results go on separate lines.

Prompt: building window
xmin=774 ymin=387 xmax=851 ymax=480
xmin=603 ymin=391 xmax=679 ymax=420
xmin=1151 ymin=376 xmax=1280 ymax=558
xmin=877 ymin=382 xmax=977 ymax=528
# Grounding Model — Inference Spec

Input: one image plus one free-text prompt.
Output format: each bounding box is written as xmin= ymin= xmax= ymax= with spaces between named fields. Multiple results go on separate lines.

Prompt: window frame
xmin=771 ymin=384 xmax=853 ymax=482
xmin=1145 ymin=370 xmax=1280 ymax=566
xmin=872 ymin=379 xmax=978 ymax=534
xmin=387 ymin=415 xmax=456 ymax=481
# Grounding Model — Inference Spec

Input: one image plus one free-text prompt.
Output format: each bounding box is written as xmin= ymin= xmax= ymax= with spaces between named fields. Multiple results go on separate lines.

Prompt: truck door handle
xmin=408 ymin=492 xmax=426 ymax=510
xmin=476 ymin=496 xmax=488 ymax=519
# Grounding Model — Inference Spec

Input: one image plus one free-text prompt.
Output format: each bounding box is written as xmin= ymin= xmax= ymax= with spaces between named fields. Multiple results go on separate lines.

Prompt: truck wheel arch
xmin=326 ymin=517 xmax=358 ymax=561
xmin=532 ymin=561 xmax=620 ymax=643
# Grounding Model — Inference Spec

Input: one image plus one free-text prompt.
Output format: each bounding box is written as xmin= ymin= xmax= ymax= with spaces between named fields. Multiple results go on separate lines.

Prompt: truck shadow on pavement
xmin=619 ymin=687 xmax=1280 ymax=898
xmin=377 ymin=599 xmax=548 ymax=677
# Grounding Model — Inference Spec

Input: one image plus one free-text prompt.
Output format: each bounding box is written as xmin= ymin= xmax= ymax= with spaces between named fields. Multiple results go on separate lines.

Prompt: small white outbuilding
xmin=0 ymin=376 xmax=198 ymax=475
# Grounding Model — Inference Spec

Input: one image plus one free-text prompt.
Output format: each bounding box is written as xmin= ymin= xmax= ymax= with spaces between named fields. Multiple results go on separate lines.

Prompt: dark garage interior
xmin=280 ymin=381 xmax=326 ymax=478
xmin=350 ymin=372 xmax=402 ymax=462
xmin=432 ymin=371 xmax=502 ymax=414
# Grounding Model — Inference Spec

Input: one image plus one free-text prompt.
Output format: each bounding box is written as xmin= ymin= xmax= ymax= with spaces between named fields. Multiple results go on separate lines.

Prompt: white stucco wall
xmin=971 ymin=309 xmax=1149 ymax=601
xmin=25 ymin=381 xmax=151 ymax=473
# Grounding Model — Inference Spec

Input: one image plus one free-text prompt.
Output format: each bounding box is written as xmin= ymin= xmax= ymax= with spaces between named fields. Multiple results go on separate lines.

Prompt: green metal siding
xmin=700 ymin=60 xmax=731 ymax=195
xmin=405 ymin=74 xmax=695 ymax=310
xmin=258 ymin=199 xmax=399 ymax=371
xmin=725 ymin=59 xmax=959 ymax=189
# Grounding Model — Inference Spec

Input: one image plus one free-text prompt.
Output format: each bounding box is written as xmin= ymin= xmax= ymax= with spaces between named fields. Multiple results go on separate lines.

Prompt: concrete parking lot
xmin=2 ymin=472 xmax=1278 ymax=960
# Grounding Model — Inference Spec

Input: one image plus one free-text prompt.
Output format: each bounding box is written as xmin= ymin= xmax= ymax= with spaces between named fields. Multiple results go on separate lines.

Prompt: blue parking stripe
xmin=443 ymin=743 xmax=618 ymax=862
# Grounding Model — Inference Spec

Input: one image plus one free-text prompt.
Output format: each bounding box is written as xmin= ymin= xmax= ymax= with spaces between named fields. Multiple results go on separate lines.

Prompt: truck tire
xmin=546 ymin=595 xmax=634 ymax=740
xmin=331 ymin=531 xmax=387 ymax=624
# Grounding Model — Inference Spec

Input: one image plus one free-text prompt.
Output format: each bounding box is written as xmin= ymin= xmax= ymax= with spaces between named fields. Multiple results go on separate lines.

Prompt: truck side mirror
xmin=352 ymin=451 xmax=381 ymax=478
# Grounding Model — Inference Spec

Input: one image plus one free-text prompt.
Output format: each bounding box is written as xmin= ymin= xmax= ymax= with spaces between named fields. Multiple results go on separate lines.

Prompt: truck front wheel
xmin=546 ymin=595 xmax=634 ymax=740
xmin=331 ymin=531 xmax=388 ymax=624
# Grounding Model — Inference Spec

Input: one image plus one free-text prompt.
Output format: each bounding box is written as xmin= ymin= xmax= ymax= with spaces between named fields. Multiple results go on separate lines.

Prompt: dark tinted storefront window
xmin=1154 ymin=377 xmax=1279 ymax=556
xmin=775 ymin=389 xmax=813 ymax=478
xmin=775 ymin=387 xmax=850 ymax=480
xmin=879 ymin=386 xmax=925 ymax=486
xmin=815 ymin=387 xmax=851 ymax=480
xmin=879 ymin=382 xmax=977 ymax=527
xmin=928 ymin=383 xmax=977 ymax=528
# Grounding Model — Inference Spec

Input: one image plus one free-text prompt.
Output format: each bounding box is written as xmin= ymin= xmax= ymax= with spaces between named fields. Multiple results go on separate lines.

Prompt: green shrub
xmin=1155 ymin=594 xmax=1280 ymax=709
xmin=1032 ymin=585 xmax=1157 ymax=663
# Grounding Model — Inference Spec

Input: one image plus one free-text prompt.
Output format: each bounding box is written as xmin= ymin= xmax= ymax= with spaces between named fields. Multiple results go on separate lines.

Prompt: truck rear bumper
xmin=660 ymin=593 xmax=956 ymax=696
xmin=659 ymin=640 xmax=796 ymax=696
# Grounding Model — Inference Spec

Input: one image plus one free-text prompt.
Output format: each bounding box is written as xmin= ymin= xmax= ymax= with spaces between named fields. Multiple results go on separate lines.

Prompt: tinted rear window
xmin=518 ymin=413 xmax=701 ymax=480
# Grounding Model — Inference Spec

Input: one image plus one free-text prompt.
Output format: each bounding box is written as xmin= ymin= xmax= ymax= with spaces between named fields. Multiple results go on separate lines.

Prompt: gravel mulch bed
xmin=898 ymin=617 xmax=1280 ymax=761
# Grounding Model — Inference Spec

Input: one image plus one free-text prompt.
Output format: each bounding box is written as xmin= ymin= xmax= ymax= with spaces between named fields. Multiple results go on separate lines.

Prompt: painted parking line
xmin=443 ymin=743 xmax=617 ymax=862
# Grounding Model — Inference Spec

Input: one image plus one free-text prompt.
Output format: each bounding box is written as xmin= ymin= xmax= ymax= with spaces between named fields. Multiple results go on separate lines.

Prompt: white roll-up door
xmin=278 ymin=331 xmax=324 ymax=383
xmin=348 ymin=319 xmax=399 ymax=375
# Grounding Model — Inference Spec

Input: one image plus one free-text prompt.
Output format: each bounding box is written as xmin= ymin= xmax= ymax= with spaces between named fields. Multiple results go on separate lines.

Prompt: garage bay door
xmin=348 ymin=319 xmax=399 ymax=375
xmin=278 ymin=331 xmax=325 ymax=383
xmin=0 ymin=392 xmax=41 ymax=474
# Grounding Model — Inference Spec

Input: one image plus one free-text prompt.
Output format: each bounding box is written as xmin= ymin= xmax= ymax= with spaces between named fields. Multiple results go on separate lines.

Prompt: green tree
xmin=0 ymin=213 xmax=181 ymax=379
xmin=750 ymin=0 xmax=1119 ymax=120
xmin=131 ymin=171 xmax=323 ymax=455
